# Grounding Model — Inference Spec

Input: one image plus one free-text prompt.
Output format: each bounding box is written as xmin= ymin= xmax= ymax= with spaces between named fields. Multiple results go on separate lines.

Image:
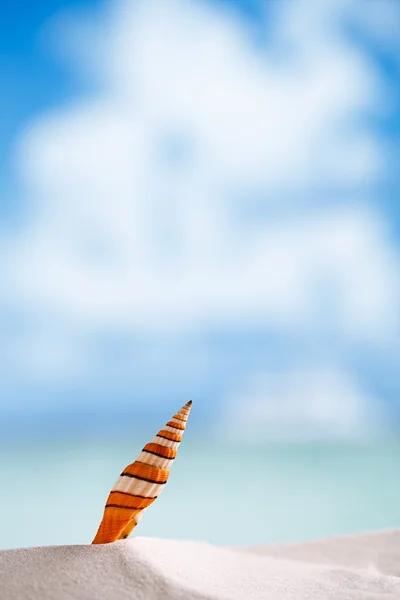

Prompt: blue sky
xmin=0 ymin=0 xmax=101 ymax=211
xmin=1 ymin=0 xmax=400 ymax=439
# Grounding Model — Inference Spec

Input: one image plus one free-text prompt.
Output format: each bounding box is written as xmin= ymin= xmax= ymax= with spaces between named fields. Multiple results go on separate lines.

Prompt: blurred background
xmin=1 ymin=0 xmax=400 ymax=549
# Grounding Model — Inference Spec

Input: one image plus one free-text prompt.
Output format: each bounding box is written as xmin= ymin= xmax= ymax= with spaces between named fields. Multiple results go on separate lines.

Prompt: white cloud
xmin=1 ymin=0 xmax=399 ymax=418
xmin=35 ymin=0 xmax=385 ymax=193
xmin=7 ymin=325 xmax=86 ymax=387
xmin=349 ymin=0 xmax=400 ymax=52
xmin=222 ymin=366 xmax=383 ymax=440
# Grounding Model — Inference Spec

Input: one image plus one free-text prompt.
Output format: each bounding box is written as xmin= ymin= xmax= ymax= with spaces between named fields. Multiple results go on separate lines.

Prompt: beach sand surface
xmin=0 ymin=530 xmax=399 ymax=599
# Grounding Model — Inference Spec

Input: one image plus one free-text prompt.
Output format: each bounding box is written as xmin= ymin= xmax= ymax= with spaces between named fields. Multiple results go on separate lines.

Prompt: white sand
xmin=0 ymin=530 xmax=399 ymax=599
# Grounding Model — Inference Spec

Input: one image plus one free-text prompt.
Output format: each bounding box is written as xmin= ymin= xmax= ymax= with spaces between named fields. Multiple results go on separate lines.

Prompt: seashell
xmin=92 ymin=400 xmax=192 ymax=544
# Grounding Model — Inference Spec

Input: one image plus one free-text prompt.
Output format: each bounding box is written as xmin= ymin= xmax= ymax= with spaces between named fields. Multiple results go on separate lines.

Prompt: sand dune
xmin=243 ymin=529 xmax=400 ymax=577
xmin=0 ymin=531 xmax=399 ymax=599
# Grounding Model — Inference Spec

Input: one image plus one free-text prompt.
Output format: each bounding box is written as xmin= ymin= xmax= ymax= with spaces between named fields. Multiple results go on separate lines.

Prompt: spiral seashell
xmin=92 ymin=400 xmax=192 ymax=544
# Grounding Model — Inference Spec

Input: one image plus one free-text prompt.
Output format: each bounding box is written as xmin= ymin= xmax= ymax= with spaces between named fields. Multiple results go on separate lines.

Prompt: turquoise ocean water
xmin=1 ymin=437 xmax=399 ymax=549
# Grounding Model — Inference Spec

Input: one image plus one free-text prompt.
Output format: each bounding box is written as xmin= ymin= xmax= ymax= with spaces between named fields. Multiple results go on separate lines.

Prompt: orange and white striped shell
xmin=92 ymin=400 xmax=192 ymax=544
